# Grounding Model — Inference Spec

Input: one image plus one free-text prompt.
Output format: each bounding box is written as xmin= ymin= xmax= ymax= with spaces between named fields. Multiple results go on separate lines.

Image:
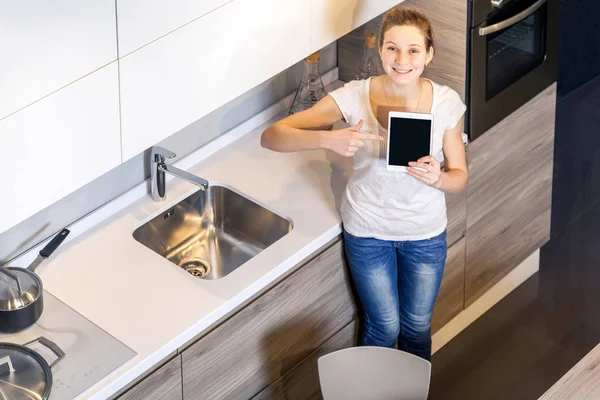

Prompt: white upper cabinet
xmin=310 ymin=0 xmax=402 ymax=50
xmin=119 ymin=0 xmax=311 ymax=161
xmin=0 ymin=63 xmax=121 ymax=235
xmin=0 ymin=1 xmax=117 ymax=121
xmin=116 ymin=0 xmax=234 ymax=56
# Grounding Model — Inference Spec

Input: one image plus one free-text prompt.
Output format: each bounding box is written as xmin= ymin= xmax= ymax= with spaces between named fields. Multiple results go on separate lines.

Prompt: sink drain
xmin=178 ymin=257 xmax=211 ymax=278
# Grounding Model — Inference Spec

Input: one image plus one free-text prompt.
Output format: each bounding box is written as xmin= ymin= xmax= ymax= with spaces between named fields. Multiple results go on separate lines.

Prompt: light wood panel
xmin=466 ymin=84 xmax=557 ymax=228
xmin=252 ymin=320 xmax=358 ymax=400
xmin=465 ymin=84 xmax=556 ymax=306
xmin=466 ymin=164 xmax=552 ymax=306
xmin=432 ymin=237 xmax=465 ymax=333
xmin=117 ymin=355 xmax=182 ymax=400
xmin=539 ymin=343 xmax=600 ymax=400
xmin=181 ymin=240 xmax=357 ymax=400
xmin=337 ymin=0 xmax=467 ymax=98
xmin=446 ymin=189 xmax=467 ymax=248
xmin=402 ymin=0 xmax=467 ymax=98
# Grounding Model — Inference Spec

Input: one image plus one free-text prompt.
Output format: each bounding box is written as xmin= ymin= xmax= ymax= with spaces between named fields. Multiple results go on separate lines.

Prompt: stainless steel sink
xmin=133 ymin=185 xmax=292 ymax=279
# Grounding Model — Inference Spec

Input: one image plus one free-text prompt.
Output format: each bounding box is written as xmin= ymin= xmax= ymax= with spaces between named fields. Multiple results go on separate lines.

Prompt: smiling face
xmin=379 ymin=25 xmax=434 ymax=85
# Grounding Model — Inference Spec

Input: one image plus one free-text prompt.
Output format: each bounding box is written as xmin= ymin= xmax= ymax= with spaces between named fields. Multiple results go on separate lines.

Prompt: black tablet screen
xmin=388 ymin=116 xmax=432 ymax=167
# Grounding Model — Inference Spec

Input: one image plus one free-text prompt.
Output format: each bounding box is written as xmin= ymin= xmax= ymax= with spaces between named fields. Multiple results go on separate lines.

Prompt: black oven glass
xmin=485 ymin=0 xmax=547 ymax=100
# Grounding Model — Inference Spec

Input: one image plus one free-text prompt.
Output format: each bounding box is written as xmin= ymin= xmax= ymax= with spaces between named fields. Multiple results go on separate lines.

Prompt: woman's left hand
xmin=407 ymin=156 xmax=443 ymax=189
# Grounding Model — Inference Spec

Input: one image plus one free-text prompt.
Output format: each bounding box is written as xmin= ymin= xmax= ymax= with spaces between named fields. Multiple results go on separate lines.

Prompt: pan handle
xmin=39 ymin=229 xmax=70 ymax=258
xmin=0 ymin=266 xmax=23 ymax=294
xmin=24 ymin=337 xmax=66 ymax=368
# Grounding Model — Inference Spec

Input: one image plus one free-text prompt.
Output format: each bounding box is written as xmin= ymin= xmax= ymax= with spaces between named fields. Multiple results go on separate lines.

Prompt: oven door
xmin=468 ymin=0 xmax=558 ymax=141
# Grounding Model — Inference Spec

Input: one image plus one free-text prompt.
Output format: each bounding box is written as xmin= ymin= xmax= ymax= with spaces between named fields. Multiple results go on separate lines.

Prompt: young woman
xmin=261 ymin=6 xmax=468 ymax=361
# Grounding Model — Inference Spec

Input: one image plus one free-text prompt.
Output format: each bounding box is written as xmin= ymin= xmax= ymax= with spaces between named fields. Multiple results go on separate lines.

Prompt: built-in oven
xmin=467 ymin=0 xmax=559 ymax=141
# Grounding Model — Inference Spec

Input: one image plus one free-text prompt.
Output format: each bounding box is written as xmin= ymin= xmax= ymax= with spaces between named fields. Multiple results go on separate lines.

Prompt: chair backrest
xmin=318 ymin=346 xmax=431 ymax=400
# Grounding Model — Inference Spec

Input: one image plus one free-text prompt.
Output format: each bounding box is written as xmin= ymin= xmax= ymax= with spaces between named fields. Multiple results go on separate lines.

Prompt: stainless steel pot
xmin=0 ymin=336 xmax=65 ymax=400
xmin=0 ymin=229 xmax=69 ymax=333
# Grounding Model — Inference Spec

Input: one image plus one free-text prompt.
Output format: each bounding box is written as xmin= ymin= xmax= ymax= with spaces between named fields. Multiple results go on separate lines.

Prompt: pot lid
xmin=0 ymin=342 xmax=52 ymax=400
xmin=0 ymin=268 xmax=42 ymax=311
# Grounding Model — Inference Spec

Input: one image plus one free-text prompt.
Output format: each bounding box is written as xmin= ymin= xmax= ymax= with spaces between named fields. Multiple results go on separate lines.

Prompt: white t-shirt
xmin=328 ymin=77 xmax=466 ymax=241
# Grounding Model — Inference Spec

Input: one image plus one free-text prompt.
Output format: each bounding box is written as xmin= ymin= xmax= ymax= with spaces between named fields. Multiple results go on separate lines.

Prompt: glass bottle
xmin=289 ymin=50 xmax=328 ymax=116
xmin=356 ymin=29 xmax=384 ymax=80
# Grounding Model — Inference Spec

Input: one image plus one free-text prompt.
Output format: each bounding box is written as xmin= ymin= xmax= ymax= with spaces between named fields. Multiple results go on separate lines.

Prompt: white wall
xmin=0 ymin=0 xmax=401 ymax=240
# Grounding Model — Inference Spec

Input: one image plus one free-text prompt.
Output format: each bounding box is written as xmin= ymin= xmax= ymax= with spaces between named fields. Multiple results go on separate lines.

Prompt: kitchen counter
xmin=538 ymin=343 xmax=600 ymax=399
xmin=22 ymin=100 xmax=354 ymax=399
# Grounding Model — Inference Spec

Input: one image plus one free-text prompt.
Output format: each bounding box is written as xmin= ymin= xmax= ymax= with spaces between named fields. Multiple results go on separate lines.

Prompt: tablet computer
xmin=386 ymin=111 xmax=433 ymax=172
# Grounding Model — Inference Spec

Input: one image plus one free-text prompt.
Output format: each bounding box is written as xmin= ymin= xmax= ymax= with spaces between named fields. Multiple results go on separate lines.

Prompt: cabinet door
xmin=181 ymin=240 xmax=357 ymax=400
xmin=118 ymin=355 xmax=182 ymax=400
xmin=446 ymin=189 xmax=467 ymax=248
xmin=465 ymin=84 xmax=556 ymax=306
xmin=403 ymin=0 xmax=468 ymax=97
xmin=310 ymin=0 xmax=400 ymax=51
xmin=0 ymin=63 xmax=121 ymax=235
xmin=0 ymin=1 xmax=117 ymax=120
xmin=119 ymin=0 xmax=310 ymax=161
xmin=116 ymin=0 xmax=232 ymax=56
xmin=432 ymin=237 xmax=465 ymax=333
xmin=252 ymin=319 xmax=358 ymax=400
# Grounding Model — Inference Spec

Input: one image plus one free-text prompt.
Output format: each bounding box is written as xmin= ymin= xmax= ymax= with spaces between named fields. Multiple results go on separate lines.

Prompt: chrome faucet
xmin=150 ymin=146 xmax=209 ymax=202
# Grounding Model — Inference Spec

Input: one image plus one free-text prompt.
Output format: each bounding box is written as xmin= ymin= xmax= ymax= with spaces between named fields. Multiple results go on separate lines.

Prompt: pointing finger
xmin=357 ymin=133 xmax=384 ymax=141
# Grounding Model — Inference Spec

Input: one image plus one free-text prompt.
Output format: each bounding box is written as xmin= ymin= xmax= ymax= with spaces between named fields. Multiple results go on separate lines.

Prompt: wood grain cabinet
xmin=117 ymin=355 xmax=182 ymax=400
xmin=432 ymin=237 xmax=465 ymax=333
xmin=446 ymin=189 xmax=467 ymax=248
xmin=402 ymin=0 xmax=468 ymax=97
xmin=180 ymin=240 xmax=357 ymax=400
xmin=119 ymin=233 xmax=468 ymax=400
xmin=465 ymin=84 xmax=556 ymax=306
xmin=252 ymin=319 xmax=358 ymax=400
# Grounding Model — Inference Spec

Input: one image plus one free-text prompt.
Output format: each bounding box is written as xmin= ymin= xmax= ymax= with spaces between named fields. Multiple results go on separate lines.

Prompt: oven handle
xmin=479 ymin=0 xmax=546 ymax=36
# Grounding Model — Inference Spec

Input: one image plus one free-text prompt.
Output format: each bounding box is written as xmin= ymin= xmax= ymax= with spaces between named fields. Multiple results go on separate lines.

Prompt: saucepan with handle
xmin=0 ymin=229 xmax=70 ymax=333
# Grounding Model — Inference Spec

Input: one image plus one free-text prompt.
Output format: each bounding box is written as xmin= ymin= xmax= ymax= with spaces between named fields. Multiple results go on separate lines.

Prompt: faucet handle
xmin=151 ymin=146 xmax=176 ymax=163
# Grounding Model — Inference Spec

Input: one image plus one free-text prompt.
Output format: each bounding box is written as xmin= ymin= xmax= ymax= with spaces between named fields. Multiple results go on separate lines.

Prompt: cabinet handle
xmin=479 ymin=0 xmax=546 ymax=36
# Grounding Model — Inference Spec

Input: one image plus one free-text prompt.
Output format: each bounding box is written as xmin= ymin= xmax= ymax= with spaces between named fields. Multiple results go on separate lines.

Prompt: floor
xmin=429 ymin=78 xmax=600 ymax=399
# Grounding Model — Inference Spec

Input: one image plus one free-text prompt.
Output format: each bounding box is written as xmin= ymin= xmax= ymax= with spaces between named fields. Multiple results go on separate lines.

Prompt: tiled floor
xmin=429 ymin=78 xmax=600 ymax=399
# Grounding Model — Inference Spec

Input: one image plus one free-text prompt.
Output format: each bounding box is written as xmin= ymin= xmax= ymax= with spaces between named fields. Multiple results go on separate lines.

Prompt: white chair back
xmin=318 ymin=346 xmax=431 ymax=400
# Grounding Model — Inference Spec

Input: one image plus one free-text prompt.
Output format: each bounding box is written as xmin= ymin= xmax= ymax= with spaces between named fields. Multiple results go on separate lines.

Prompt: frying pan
xmin=0 ymin=229 xmax=69 ymax=333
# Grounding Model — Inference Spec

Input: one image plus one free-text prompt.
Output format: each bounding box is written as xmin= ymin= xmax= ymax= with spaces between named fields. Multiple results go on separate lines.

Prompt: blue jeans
xmin=343 ymin=229 xmax=447 ymax=361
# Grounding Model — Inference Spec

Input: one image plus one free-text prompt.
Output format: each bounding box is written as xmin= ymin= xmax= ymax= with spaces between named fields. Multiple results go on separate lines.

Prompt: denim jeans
xmin=343 ymin=229 xmax=447 ymax=361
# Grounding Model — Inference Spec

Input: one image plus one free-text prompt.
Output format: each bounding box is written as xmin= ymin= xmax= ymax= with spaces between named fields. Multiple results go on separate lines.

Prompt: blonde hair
xmin=379 ymin=7 xmax=435 ymax=53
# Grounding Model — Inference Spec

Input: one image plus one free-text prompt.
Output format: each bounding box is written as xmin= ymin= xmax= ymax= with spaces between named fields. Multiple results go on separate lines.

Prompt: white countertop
xmin=31 ymin=108 xmax=353 ymax=398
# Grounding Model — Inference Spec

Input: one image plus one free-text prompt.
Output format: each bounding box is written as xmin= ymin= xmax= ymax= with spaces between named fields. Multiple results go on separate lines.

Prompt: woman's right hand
xmin=322 ymin=120 xmax=384 ymax=157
